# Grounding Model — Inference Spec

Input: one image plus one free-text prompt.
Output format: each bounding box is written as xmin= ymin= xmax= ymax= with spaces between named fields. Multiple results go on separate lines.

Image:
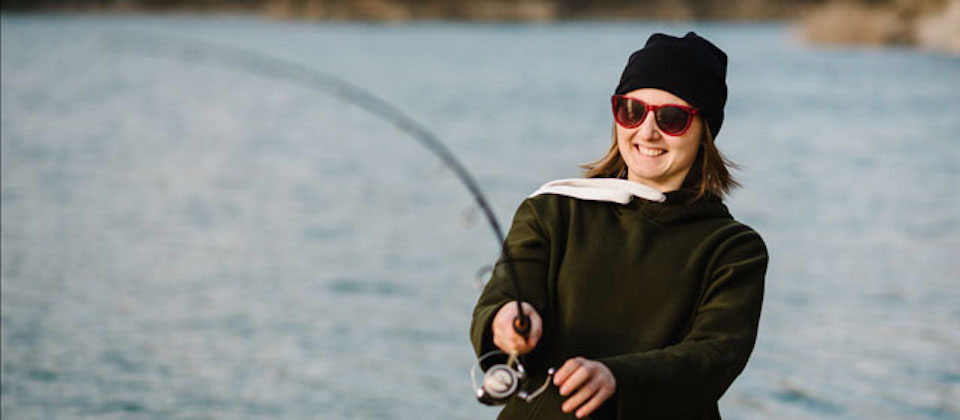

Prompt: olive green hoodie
xmin=470 ymin=181 xmax=768 ymax=419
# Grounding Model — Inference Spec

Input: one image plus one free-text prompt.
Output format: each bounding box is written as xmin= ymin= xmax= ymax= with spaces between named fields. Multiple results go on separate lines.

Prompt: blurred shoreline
xmin=798 ymin=0 xmax=960 ymax=54
xmin=0 ymin=0 xmax=817 ymax=21
xmin=2 ymin=0 xmax=958 ymax=54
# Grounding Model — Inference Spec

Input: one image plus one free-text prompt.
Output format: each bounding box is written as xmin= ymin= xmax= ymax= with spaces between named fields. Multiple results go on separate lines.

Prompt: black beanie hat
xmin=615 ymin=32 xmax=728 ymax=139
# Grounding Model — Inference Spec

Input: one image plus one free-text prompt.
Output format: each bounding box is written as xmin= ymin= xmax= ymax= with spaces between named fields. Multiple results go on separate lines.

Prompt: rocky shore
xmin=798 ymin=0 xmax=960 ymax=54
xmin=2 ymin=0 xmax=958 ymax=54
xmin=0 ymin=0 xmax=819 ymax=20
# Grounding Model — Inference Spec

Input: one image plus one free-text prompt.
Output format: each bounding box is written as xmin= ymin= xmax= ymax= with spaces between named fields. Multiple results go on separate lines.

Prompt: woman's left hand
xmin=553 ymin=356 xmax=617 ymax=418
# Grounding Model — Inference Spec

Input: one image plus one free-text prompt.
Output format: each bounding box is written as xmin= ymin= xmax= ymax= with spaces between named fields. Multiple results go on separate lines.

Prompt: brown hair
xmin=580 ymin=120 xmax=739 ymax=200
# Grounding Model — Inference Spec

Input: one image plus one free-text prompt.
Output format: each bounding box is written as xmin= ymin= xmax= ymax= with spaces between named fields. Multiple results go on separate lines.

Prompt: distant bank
xmin=2 ymin=0 xmax=957 ymax=54
xmin=798 ymin=0 xmax=960 ymax=55
xmin=0 ymin=0 xmax=818 ymax=21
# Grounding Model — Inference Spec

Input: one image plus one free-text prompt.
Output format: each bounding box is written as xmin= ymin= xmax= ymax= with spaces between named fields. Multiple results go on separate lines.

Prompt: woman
xmin=470 ymin=32 xmax=768 ymax=419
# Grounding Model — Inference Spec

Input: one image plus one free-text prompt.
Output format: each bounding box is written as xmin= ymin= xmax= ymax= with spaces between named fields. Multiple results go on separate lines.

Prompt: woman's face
xmin=616 ymin=88 xmax=702 ymax=192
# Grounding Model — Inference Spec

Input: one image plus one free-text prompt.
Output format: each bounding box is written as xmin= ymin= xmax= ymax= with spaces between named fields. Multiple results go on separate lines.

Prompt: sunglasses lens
xmin=655 ymin=106 xmax=691 ymax=135
xmin=614 ymin=97 xmax=646 ymax=128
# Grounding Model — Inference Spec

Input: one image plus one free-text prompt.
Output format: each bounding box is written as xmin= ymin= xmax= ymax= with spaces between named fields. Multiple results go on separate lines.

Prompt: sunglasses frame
xmin=611 ymin=95 xmax=699 ymax=136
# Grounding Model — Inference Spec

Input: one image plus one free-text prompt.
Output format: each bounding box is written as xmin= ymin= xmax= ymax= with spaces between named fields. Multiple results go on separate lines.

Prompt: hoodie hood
xmin=529 ymin=178 xmax=666 ymax=204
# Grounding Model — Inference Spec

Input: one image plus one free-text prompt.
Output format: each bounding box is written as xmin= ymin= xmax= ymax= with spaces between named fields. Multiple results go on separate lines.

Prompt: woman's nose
xmin=637 ymin=110 xmax=661 ymax=140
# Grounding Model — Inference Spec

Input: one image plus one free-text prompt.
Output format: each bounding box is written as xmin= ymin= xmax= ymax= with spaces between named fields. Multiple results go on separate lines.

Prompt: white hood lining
xmin=529 ymin=178 xmax=666 ymax=204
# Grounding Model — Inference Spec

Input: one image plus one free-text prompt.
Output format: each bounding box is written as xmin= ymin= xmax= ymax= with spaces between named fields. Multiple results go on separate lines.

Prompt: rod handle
xmin=513 ymin=314 xmax=530 ymax=338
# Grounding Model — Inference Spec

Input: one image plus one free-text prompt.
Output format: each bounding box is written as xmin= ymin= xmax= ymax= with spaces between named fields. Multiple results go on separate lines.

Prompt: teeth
xmin=637 ymin=146 xmax=665 ymax=157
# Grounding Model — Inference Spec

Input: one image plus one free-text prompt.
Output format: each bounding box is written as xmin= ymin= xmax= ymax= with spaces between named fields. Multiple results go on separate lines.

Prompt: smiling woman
xmin=612 ymin=89 xmax=704 ymax=192
xmin=471 ymin=32 xmax=768 ymax=419
xmin=584 ymin=33 xmax=739 ymax=201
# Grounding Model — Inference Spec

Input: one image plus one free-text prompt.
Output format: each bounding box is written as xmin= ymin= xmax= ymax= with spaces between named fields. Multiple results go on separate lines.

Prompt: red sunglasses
xmin=611 ymin=95 xmax=699 ymax=136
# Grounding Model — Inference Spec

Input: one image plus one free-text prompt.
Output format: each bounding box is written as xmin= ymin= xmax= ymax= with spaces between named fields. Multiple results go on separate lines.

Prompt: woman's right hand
xmin=492 ymin=301 xmax=542 ymax=355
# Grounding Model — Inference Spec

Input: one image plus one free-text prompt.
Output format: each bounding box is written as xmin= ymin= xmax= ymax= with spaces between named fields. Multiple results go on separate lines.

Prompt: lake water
xmin=1 ymin=14 xmax=958 ymax=419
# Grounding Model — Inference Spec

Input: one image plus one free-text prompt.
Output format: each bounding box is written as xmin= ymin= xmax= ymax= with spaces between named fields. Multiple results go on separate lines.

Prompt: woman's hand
xmin=491 ymin=301 xmax=542 ymax=355
xmin=553 ymin=357 xmax=617 ymax=418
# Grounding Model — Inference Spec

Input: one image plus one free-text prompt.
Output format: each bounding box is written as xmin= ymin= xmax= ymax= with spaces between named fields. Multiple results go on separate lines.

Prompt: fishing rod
xmin=101 ymin=33 xmax=543 ymax=403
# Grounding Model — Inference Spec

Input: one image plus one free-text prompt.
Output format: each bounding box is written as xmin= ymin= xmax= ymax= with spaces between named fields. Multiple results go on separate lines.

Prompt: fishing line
xmin=100 ymin=33 xmax=533 ymax=337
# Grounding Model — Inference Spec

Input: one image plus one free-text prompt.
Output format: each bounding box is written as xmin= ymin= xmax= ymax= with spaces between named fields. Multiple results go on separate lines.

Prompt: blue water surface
xmin=2 ymin=14 xmax=958 ymax=419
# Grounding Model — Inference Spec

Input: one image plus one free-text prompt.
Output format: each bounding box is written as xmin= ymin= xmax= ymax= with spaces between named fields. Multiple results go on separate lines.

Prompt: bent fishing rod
xmin=101 ymin=33 xmax=532 ymax=336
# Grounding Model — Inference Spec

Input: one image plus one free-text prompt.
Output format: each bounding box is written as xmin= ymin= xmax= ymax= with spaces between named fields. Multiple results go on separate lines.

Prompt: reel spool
xmin=471 ymin=351 xmax=555 ymax=406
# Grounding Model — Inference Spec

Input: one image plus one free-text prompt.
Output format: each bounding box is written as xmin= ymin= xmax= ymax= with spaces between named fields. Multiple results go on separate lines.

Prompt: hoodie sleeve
xmin=470 ymin=199 xmax=551 ymax=356
xmin=598 ymin=225 xmax=768 ymax=418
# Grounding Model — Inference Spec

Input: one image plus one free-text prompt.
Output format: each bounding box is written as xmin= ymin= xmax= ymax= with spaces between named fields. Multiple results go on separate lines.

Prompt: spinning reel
xmin=471 ymin=350 xmax=555 ymax=406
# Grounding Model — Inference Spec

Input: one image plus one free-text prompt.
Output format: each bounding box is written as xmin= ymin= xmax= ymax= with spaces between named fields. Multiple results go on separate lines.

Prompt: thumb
xmin=527 ymin=311 xmax=543 ymax=346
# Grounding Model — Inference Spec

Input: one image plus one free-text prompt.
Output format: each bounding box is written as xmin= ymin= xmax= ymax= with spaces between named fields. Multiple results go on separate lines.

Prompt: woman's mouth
xmin=635 ymin=145 xmax=666 ymax=157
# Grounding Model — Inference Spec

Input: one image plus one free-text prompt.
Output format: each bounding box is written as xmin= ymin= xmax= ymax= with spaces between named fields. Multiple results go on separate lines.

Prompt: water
xmin=2 ymin=14 xmax=958 ymax=419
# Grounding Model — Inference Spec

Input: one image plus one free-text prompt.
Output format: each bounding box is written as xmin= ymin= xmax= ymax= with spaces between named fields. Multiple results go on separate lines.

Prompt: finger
xmin=513 ymin=305 xmax=540 ymax=354
xmin=493 ymin=302 xmax=519 ymax=328
xmin=493 ymin=334 xmax=511 ymax=354
xmin=494 ymin=313 xmax=515 ymax=331
xmin=553 ymin=357 xmax=583 ymax=386
xmin=520 ymin=301 xmax=537 ymax=316
xmin=492 ymin=304 xmax=518 ymax=353
xmin=517 ymin=328 xmax=540 ymax=354
xmin=558 ymin=365 xmax=591 ymax=396
xmin=514 ymin=334 xmax=531 ymax=354
xmin=494 ymin=329 xmax=520 ymax=354
xmin=575 ymin=385 xmax=613 ymax=418
xmin=561 ymin=378 xmax=599 ymax=413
